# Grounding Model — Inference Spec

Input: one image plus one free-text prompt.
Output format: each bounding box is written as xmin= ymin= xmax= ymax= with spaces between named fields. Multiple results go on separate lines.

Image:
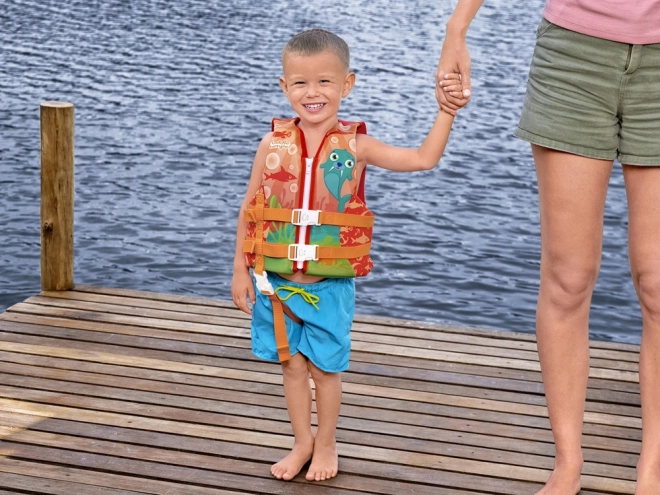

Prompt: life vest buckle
xmin=254 ymin=271 xmax=275 ymax=295
xmin=291 ymin=209 xmax=321 ymax=226
xmin=288 ymin=243 xmax=319 ymax=262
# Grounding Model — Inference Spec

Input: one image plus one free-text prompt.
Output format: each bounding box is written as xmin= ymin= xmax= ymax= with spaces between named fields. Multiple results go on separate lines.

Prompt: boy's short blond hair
xmin=282 ymin=28 xmax=350 ymax=71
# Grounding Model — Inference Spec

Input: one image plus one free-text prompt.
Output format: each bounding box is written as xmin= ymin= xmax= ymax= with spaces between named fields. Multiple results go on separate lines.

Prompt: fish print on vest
xmin=320 ymin=149 xmax=356 ymax=212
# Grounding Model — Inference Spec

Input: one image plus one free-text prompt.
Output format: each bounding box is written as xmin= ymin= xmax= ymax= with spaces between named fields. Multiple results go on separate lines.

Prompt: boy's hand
xmin=438 ymin=73 xmax=468 ymax=112
xmin=231 ymin=269 xmax=255 ymax=315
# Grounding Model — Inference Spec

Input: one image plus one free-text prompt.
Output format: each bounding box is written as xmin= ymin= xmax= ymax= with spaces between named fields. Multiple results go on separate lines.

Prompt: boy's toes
xmin=305 ymin=444 xmax=338 ymax=481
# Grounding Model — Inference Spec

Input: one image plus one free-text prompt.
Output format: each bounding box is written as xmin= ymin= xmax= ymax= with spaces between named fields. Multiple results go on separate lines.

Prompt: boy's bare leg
xmin=271 ymin=352 xmax=314 ymax=480
xmin=533 ymin=146 xmax=613 ymax=495
xmin=622 ymin=164 xmax=660 ymax=495
xmin=306 ymin=362 xmax=342 ymax=481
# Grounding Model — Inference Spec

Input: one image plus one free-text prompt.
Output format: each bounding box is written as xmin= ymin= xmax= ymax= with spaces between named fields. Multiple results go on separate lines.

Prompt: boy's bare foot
xmin=305 ymin=440 xmax=338 ymax=481
xmin=535 ymin=462 xmax=582 ymax=495
xmin=271 ymin=440 xmax=314 ymax=481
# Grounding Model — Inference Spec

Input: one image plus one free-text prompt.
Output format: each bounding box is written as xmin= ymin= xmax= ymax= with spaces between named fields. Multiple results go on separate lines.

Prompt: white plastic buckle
xmin=291 ymin=209 xmax=321 ymax=226
xmin=288 ymin=244 xmax=319 ymax=262
xmin=254 ymin=271 xmax=274 ymax=295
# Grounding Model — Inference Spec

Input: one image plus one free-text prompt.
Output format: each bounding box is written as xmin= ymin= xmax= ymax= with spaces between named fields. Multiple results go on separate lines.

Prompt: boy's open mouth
xmin=304 ymin=103 xmax=325 ymax=112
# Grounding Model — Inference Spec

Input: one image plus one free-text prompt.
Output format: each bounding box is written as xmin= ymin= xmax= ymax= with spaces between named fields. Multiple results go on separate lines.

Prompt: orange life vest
xmin=242 ymin=117 xmax=375 ymax=362
xmin=243 ymin=117 xmax=375 ymax=278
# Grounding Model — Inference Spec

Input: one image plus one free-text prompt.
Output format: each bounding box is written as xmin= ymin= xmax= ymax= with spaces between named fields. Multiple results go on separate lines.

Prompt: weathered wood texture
xmin=0 ymin=286 xmax=641 ymax=494
xmin=40 ymin=102 xmax=75 ymax=291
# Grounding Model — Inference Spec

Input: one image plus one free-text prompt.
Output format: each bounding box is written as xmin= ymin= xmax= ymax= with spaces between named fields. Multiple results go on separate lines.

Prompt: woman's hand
xmin=435 ymin=30 xmax=472 ymax=115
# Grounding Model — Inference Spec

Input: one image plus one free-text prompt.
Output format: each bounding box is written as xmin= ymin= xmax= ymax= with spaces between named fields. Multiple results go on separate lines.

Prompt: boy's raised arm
xmin=231 ymin=133 xmax=272 ymax=314
xmin=359 ymin=74 xmax=465 ymax=172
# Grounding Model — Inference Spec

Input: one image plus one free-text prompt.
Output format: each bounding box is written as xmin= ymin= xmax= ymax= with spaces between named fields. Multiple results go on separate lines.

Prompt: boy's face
xmin=279 ymin=49 xmax=355 ymax=128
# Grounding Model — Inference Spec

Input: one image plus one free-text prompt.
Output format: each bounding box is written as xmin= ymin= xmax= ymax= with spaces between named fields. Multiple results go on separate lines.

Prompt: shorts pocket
xmin=536 ymin=18 xmax=557 ymax=39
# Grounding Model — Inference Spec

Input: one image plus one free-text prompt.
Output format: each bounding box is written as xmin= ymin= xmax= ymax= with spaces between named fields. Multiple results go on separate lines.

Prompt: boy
xmin=231 ymin=28 xmax=464 ymax=482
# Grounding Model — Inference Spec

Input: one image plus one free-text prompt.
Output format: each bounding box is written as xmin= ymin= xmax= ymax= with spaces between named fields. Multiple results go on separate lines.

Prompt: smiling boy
xmin=231 ymin=28 xmax=464 ymax=482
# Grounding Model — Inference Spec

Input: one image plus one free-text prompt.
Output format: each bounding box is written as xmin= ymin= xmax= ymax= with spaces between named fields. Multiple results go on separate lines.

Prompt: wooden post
xmin=40 ymin=102 xmax=75 ymax=291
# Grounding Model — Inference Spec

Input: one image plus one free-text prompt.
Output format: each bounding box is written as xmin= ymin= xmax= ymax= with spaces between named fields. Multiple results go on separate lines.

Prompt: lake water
xmin=0 ymin=0 xmax=642 ymax=343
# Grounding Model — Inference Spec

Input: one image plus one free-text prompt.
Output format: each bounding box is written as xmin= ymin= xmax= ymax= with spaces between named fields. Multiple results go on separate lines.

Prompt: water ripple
xmin=0 ymin=0 xmax=641 ymax=343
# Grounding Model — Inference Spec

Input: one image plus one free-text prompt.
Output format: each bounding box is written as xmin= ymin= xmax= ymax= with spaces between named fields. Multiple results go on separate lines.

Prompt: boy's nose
xmin=305 ymin=84 xmax=320 ymax=96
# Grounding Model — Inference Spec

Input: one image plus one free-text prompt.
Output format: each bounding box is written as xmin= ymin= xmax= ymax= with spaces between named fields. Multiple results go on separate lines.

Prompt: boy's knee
xmin=308 ymin=362 xmax=339 ymax=383
xmin=282 ymin=354 xmax=310 ymax=379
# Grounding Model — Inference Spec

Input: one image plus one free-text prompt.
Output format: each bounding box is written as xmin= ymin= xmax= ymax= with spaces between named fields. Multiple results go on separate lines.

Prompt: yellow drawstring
xmin=275 ymin=285 xmax=320 ymax=310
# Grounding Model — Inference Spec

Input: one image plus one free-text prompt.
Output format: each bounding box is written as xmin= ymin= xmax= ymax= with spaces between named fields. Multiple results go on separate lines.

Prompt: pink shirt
xmin=544 ymin=0 xmax=660 ymax=44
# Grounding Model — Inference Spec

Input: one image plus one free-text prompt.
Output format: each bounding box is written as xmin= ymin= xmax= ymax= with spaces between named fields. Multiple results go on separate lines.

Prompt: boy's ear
xmin=342 ymin=72 xmax=356 ymax=98
xmin=279 ymin=76 xmax=288 ymax=96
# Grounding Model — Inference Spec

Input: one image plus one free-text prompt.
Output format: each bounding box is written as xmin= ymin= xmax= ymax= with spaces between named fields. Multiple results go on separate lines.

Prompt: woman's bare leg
xmin=622 ymin=164 xmax=660 ymax=494
xmin=533 ymin=145 xmax=613 ymax=495
xmin=271 ymin=352 xmax=314 ymax=480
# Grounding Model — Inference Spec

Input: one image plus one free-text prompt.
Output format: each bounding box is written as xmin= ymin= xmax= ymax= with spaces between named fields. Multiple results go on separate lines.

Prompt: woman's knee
xmin=542 ymin=261 xmax=600 ymax=311
xmin=635 ymin=271 xmax=660 ymax=321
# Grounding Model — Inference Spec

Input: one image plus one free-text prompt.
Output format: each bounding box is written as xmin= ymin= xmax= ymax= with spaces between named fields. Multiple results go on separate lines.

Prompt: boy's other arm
xmin=231 ymin=133 xmax=272 ymax=314
xmin=358 ymin=110 xmax=455 ymax=172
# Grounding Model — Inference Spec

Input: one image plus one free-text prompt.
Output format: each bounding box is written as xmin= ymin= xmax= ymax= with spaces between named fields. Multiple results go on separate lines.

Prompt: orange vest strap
xmin=243 ymin=239 xmax=371 ymax=260
xmin=267 ymin=294 xmax=292 ymax=362
xmin=253 ymin=192 xmax=266 ymax=274
xmin=245 ymin=207 xmax=374 ymax=228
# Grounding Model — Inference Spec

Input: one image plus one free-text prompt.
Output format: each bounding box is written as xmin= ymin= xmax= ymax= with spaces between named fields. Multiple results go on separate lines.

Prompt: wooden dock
xmin=0 ymin=285 xmax=641 ymax=494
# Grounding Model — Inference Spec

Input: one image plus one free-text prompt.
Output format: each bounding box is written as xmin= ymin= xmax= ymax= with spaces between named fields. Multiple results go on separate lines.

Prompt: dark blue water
xmin=0 ymin=0 xmax=641 ymax=343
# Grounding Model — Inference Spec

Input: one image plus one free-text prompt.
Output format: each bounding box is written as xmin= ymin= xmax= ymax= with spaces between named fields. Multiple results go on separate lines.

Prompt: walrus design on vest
xmin=244 ymin=117 xmax=375 ymax=278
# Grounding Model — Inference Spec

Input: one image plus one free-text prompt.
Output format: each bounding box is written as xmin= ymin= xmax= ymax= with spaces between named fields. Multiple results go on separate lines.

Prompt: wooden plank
xmin=36 ymin=290 xmax=641 ymax=363
xmin=0 ymin=430 xmax=529 ymax=495
xmin=0 ymin=352 xmax=641 ymax=449
xmin=0 ymin=412 xmax=519 ymax=495
xmin=0 ymin=370 xmax=638 ymax=475
xmin=0 ymin=328 xmax=642 ymax=420
xmin=0 ymin=412 xmax=606 ymax=495
xmin=2 ymin=303 xmax=641 ymax=381
xmin=0 ymin=399 xmax=635 ymax=493
xmin=17 ymin=293 xmax=642 ymax=365
xmin=0 ymin=340 xmax=642 ymax=429
xmin=0 ymin=287 xmax=642 ymax=494
xmin=0 ymin=457 xmax=266 ymax=495
xmin=0 ymin=313 xmax=642 ymax=399
xmin=0 ymin=472 xmax=147 ymax=495
xmin=0 ymin=339 xmax=642 ymax=442
xmin=69 ymin=285 xmax=641 ymax=352
xmin=0 ymin=322 xmax=639 ymax=416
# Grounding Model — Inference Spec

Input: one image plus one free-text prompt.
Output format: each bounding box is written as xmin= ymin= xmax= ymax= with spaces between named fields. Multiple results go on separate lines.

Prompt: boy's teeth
xmin=306 ymin=104 xmax=323 ymax=109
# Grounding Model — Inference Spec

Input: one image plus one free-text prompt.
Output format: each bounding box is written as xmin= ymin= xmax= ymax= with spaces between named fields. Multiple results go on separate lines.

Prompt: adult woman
xmin=436 ymin=1 xmax=660 ymax=494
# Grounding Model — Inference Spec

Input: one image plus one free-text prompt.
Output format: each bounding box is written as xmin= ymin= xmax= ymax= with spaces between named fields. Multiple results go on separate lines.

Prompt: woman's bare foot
xmin=271 ymin=439 xmax=314 ymax=481
xmin=305 ymin=439 xmax=338 ymax=481
xmin=535 ymin=460 xmax=582 ymax=495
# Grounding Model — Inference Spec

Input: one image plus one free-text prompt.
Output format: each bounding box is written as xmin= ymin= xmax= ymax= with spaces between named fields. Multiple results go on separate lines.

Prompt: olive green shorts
xmin=515 ymin=18 xmax=660 ymax=165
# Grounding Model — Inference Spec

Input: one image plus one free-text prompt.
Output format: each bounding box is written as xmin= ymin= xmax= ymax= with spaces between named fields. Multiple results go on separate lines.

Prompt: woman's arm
xmin=435 ymin=0 xmax=484 ymax=114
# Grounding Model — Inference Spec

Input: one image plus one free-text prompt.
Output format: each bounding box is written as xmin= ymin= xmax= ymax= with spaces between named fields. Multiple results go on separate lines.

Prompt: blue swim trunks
xmin=251 ymin=273 xmax=355 ymax=373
